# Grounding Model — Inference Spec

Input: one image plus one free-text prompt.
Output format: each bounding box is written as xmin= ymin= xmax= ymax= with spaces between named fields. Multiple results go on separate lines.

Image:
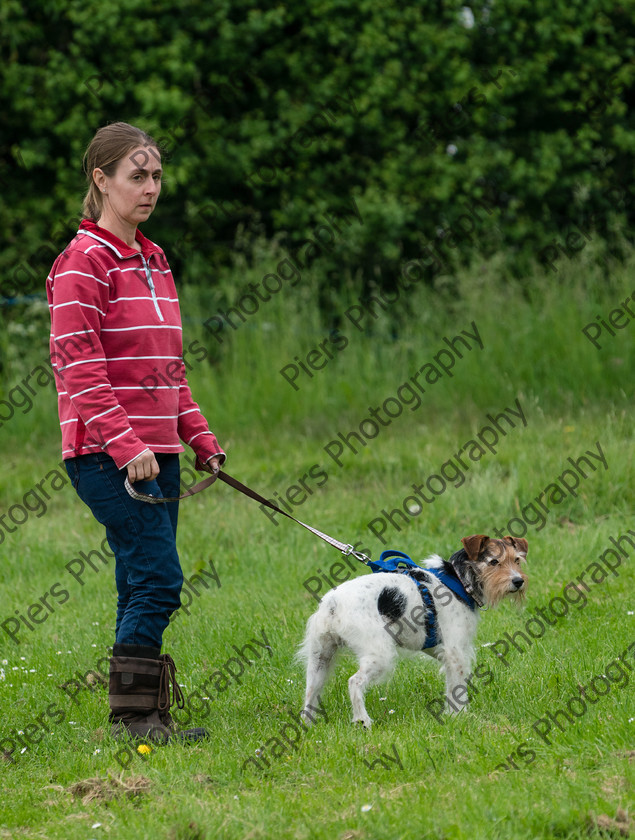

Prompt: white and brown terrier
xmin=298 ymin=535 xmax=528 ymax=727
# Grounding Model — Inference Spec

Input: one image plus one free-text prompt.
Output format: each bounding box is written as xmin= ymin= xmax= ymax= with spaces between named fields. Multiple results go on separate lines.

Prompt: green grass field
xmin=0 ymin=258 xmax=633 ymax=839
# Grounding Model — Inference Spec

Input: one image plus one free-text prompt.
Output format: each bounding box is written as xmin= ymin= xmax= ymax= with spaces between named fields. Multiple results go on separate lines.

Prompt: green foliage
xmin=1 ymin=0 xmax=634 ymax=305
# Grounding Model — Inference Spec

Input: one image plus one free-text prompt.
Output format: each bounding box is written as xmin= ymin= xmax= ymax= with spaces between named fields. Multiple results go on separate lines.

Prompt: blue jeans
xmin=64 ymin=452 xmax=183 ymax=648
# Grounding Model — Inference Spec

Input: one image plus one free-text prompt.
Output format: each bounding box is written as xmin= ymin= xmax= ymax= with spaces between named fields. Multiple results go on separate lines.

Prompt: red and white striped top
xmin=47 ymin=220 xmax=224 ymax=470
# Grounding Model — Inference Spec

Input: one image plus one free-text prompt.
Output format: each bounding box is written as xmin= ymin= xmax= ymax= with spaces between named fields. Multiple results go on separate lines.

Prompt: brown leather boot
xmin=109 ymin=644 xmax=208 ymax=743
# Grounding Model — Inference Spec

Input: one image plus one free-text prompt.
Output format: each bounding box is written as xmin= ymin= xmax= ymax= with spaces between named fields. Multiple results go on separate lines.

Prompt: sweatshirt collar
xmin=78 ymin=219 xmax=162 ymax=260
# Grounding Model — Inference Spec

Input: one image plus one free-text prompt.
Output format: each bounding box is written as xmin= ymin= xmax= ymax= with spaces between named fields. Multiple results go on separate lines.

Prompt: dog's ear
xmin=504 ymin=536 xmax=529 ymax=556
xmin=461 ymin=534 xmax=490 ymax=562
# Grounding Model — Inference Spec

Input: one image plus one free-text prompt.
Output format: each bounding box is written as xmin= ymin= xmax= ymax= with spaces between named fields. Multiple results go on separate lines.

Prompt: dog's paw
xmin=300 ymin=709 xmax=315 ymax=727
xmin=353 ymin=716 xmax=373 ymax=729
xmin=445 ymin=703 xmax=467 ymax=715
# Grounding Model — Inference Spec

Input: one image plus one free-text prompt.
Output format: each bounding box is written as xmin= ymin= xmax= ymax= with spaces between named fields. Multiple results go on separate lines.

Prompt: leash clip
xmin=342 ymin=544 xmax=371 ymax=565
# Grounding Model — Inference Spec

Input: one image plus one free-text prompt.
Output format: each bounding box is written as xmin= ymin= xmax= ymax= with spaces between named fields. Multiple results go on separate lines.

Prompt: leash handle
xmin=124 ymin=470 xmax=371 ymax=565
xmin=124 ymin=473 xmax=219 ymax=503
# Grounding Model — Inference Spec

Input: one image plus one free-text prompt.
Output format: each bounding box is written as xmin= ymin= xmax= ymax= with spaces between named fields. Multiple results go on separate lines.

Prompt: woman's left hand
xmin=202 ymin=455 xmax=222 ymax=475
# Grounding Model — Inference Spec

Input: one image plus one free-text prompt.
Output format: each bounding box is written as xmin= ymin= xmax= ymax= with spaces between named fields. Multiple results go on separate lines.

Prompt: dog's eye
xmin=515 ymin=557 xmax=522 ymax=564
xmin=490 ymin=559 xmax=499 ymax=566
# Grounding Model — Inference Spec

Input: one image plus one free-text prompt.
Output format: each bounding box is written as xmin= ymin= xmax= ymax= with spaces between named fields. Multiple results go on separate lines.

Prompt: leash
xmin=124 ymin=471 xmax=371 ymax=565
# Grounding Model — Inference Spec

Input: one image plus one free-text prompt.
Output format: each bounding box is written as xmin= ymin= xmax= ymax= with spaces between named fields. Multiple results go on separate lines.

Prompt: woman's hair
xmin=82 ymin=122 xmax=158 ymax=220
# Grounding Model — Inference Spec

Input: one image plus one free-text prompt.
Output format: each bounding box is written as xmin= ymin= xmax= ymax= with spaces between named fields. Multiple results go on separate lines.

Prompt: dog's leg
xmin=301 ymin=638 xmax=338 ymax=725
xmin=442 ymin=647 xmax=473 ymax=714
xmin=348 ymin=654 xmax=395 ymax=729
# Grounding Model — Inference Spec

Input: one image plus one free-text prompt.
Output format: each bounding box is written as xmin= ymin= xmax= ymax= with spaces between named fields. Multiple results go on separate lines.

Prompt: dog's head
xmin=450 ymin=534 xmax=528 ymax=608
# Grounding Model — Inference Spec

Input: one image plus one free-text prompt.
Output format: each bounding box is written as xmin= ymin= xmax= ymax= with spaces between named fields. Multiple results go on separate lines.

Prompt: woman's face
xmin=94 ymin=145 xmax=162 ymax=227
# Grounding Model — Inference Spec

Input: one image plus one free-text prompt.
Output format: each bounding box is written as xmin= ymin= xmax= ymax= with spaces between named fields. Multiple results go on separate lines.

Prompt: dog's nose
xmin=512 ymin=577 xmax=524 ymax=589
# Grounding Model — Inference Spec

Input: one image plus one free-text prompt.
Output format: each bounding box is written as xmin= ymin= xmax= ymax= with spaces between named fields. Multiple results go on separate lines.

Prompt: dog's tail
xmin=295 ymin=600 xmax=341 ymax=669
xmin=297 ymin=606 xmax=340 ymax=718
xmin=295 ymin=610 xmax=322 ymax=667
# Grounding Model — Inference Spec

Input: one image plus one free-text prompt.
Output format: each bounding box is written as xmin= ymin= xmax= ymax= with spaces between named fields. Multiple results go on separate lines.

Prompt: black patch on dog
xmin=377 ymin=587 xmax=407 ymax=621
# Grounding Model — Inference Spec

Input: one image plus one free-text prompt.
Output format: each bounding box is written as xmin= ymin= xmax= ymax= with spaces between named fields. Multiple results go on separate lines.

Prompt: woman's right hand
xmin=127 ymin=450 xmax=160 ymax=483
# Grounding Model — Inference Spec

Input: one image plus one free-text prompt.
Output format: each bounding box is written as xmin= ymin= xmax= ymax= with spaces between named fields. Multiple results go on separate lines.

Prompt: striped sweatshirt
xmin=47 ymin=220 xmax=225 ymax=470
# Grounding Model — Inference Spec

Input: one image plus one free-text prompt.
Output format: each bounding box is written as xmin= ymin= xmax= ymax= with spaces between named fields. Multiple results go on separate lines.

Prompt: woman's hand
xmin=127 ymin=450 xmax=160 ymax=482
xmin=200 ymin=455 xmax=222 ymax=476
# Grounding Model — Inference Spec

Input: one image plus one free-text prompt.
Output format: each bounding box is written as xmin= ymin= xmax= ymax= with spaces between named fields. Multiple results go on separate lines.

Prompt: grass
xmin=0 ymin=254 xmax=633 ymax=839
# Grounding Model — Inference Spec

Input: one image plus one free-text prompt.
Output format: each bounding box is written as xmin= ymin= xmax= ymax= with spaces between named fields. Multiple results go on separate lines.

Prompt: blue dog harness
xmin=369 ymin=549 xmax=477 ymax=649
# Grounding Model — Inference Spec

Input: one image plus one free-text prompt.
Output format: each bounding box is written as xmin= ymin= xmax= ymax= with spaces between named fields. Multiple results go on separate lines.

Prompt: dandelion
xmin=137 ymin=744 xmax=152 ymax=755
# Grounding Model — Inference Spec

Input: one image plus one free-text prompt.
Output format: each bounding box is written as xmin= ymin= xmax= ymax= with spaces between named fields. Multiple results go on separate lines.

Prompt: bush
xmin=1 ymin=0 xmax=634 ymax=305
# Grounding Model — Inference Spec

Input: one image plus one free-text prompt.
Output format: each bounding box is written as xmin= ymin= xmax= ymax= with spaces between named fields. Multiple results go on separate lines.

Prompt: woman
xmin=47 ymin=122 xmax=225 ymax=743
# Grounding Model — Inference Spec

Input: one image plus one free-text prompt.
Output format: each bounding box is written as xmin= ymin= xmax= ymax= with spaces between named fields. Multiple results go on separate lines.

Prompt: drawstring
xmin=158 ymin=653 xmax=185 ymax=712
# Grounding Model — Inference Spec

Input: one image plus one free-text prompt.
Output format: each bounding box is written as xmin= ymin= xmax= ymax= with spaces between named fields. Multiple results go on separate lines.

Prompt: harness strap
xmin=370 ymin=549 xmax=477 ymax=611
xmin=424 ymin=567 xmax=477 ymax=611
xmin=370 ymin=549 xmax=479 ymax=649
xmin=411 ymin=575 xmax=439 ymax=649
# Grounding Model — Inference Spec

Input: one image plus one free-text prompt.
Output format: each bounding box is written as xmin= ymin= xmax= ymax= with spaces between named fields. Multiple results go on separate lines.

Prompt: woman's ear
xmin=93 ymin=167 xmax=107 ymax=193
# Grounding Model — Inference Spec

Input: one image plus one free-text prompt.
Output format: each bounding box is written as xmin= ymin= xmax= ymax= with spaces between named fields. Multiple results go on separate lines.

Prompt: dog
xmin=298 ymin=534 xmax=528 ymax=727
